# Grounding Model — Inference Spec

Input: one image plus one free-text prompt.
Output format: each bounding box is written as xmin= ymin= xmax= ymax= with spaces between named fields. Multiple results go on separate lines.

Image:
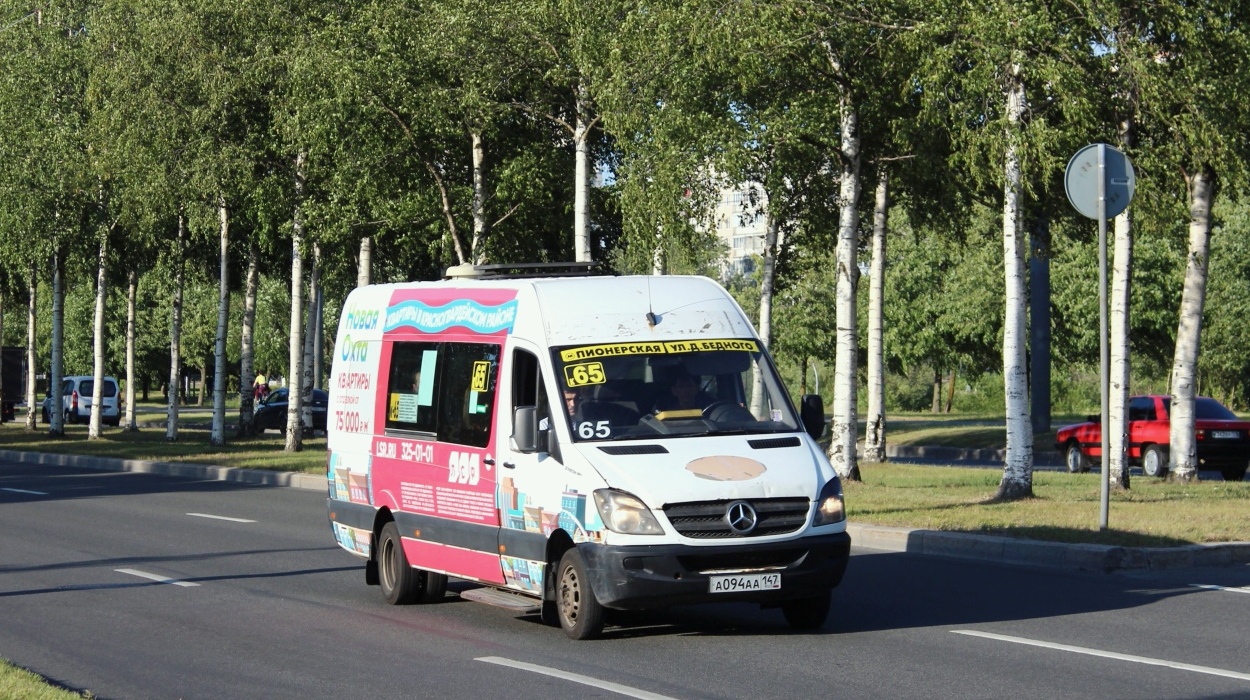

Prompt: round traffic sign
xmin=1064 ymin=143 xmax=1136 ymax=220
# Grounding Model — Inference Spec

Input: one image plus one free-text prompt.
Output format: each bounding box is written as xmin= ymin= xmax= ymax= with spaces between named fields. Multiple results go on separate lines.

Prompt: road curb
xmin=0 ymin=448 xmax=326 ymax=491
xmin=886 ymin=444 xmax=1064 ymax=466
xmin=846 ymin=522 xmax=1250 ymax=572
xmin=5 ymin=448 xmax=1247 ymax=573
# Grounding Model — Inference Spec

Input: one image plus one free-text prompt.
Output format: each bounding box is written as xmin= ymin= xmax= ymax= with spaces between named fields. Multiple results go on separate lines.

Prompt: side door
xmin=374 ymin=340 xmax=505 ymax=585
xmin=494 ymin=342 xmax=572 ymax=596
xmin=1126 ymin=397 xmax=1157 ymax=460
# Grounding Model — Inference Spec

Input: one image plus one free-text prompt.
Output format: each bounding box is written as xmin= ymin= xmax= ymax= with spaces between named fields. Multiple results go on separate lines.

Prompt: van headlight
xmin=593 ymin=489 xmax=665 ymax=536
xmin=813 ymin=478 xmax=845 ymax=526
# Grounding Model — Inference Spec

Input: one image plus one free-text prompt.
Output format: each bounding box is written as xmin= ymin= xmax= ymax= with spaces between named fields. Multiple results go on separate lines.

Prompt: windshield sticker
xmin=662 ymin=339 xmax=758 ymax=353
xmin=384 ymin=298 xmax=519 ymax=335
xmin=560 ymin=342 xmax=666 ymax=361
xmin=564 ymin=362 xmax=606 ymax=387
xmin=559 ymin=338 xmax=758 ymax=362
xmin=470 ymin=361 xmax=491 ymax=392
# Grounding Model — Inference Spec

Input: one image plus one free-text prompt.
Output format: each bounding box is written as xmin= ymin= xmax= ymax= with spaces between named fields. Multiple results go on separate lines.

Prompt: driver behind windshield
xmin=654 ymin=372 xmax=714 ymax=412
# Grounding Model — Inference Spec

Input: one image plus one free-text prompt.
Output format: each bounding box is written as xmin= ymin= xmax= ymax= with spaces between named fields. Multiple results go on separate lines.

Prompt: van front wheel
xmin=556 ymin=548 xmax=605 ymax=640
xmin=782 ymin=593 xmax=831 ymax=631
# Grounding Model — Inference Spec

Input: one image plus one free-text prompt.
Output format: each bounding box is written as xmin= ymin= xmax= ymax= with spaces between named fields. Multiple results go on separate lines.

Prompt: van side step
xmin=459 ymin=586 xmax=542 ymax=613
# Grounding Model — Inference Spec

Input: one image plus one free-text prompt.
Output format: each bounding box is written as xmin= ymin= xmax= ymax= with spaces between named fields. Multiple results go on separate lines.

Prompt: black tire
xmin=556 ymin=548 xmax=605 ymax=640
xmin=378 ymin=522 xmax=420 ymax=605
xmin=41 ymin=406 xmax=48 ymax=423
xmin=1222 ymin=465 xmax=1247 ymax=482
xmin=1142 ymin=444 xmax=1168 ymax=478
xmin=1065 ymin=442 xmax=1090 ymax=474
xmin=64 ymin=409 xmax=74 ymax=426
xmin=782 ymin=593 xmax=832 ymax=631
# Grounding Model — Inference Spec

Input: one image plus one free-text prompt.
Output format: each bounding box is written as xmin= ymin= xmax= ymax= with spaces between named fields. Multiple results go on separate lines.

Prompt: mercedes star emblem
xmin=724 ymin=500 xmax=758 ymax=535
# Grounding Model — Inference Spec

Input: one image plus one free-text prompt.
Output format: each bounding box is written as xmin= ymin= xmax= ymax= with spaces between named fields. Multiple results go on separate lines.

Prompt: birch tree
xmin=863 ymin=170 xmax=890 ymax=463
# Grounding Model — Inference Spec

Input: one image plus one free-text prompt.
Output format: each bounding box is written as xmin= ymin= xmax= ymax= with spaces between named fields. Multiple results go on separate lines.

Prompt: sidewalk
xmin=4 ymin=447 xmax=1248 ymax=574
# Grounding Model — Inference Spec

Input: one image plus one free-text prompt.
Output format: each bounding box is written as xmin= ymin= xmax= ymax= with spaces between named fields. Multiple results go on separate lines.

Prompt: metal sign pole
xmin=1098 ymin=144 xmax=1110 ymax=530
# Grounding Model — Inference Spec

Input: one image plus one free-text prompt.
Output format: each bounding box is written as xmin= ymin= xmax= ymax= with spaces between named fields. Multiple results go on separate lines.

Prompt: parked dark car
xmin=1055 ymin=395 xmax=1250 ymax=481
xmin=253 ymin=388 xmax=328 ymax=434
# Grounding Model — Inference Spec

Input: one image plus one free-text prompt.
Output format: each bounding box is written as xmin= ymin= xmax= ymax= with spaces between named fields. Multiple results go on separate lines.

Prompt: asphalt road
xmin=3 ymin=458 xmax=1250 ymax=700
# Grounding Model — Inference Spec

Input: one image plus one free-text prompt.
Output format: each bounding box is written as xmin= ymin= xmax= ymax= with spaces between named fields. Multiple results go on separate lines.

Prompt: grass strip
xmin=0 ymin=659 xmax=93 ymax=699
xmin=849 ymin=462 xmax=1250 ymax=547
xmin=0 ymin=422 xmax=325 ymax=474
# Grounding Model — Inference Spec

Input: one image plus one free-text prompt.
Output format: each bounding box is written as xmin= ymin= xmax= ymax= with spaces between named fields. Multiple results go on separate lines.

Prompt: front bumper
xmin=578 ymin=531 xmax=851 ymax=610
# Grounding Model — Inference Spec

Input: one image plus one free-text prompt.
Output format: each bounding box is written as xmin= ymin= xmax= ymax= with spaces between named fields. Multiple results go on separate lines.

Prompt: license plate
xmin=709 ymin=573 xmax=781 ymax=593
xmin=1211 ymin=430 xmax=1240 ymax=439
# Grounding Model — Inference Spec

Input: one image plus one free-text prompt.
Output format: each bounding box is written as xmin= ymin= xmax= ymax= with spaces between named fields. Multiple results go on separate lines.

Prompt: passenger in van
xmin=654 ymin=372 xmax=714 ymax=413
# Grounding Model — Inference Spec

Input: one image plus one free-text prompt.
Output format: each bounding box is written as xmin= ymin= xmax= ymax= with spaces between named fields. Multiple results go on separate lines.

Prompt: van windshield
xmin=550 ymin=338 xmax=801 ymax=442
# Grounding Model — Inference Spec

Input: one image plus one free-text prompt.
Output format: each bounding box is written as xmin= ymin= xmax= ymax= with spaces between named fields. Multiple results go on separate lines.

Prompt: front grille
xmin=677 ymin=548 xmax=806 ymax=572
xmin=663 ymin=497 xmax=810 ymax=539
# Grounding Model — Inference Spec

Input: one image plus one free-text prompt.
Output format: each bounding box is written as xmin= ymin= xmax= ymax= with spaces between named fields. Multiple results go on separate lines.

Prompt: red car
xmin=1055 ymin=395 xmax=1250 ymax=481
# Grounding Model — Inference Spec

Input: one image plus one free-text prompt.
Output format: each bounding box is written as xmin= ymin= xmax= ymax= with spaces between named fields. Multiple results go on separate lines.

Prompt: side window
xmin=438 ymin=343 xmax=499 ymax=448
xmin=513 ymin=348 xmax=552 ymax=438
xmin=1128 ymin=397 xmax=1155 ymax=422
xmin=386 ymin=342 xmax=440 ymax=434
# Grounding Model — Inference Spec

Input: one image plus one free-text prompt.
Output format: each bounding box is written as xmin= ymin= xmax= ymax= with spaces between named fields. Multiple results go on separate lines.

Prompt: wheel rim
xmin=1144 ymin=450 xmax=1159 ymax=476
xmin=1067 ymin=448 xmax=1081 ymax=473
xmin=559 ymin=564 xmax=581 ymax=627
xmin=380 ymin=538 xmax=397 ymax=591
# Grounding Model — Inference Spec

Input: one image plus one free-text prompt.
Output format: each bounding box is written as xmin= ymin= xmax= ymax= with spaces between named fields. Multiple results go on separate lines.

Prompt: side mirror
xmin=512 ymin=406 xmax=538 ymax=453
xmin=800 ymin=394 xmax=826 ymax=440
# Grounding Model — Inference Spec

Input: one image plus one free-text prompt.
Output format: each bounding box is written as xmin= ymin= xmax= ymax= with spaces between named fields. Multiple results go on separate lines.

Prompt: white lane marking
xmin=952 ymin=630 xmax=1250 ymax=682
xmin=1 ymin=487 xmax=48 ymax=495
xmin=1191 ymin=583 xmax=1250 ymax=594
xmin=115 ymin=569 xmax=200 ymax=587
xmin=477 ymin=656 xmax=682 ymax=700
xmin=186 ymin=512 xmax=256 ymax=523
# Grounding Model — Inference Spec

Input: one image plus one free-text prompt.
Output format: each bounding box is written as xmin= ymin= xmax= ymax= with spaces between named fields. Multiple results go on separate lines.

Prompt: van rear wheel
xmin=378 ymin=522 xmax=420 ymax=605
xmin=556 ymin=548 xmax=605 ymax=640
xmin=782 ymin=593 xmax=831 ymax=631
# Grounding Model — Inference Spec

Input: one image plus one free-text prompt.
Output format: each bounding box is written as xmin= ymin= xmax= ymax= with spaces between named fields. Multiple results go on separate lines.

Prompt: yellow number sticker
xmin=564 ymin=362 xmax=606 ymax=387
xmin=471 ymin=361 xmax=491 ymax=392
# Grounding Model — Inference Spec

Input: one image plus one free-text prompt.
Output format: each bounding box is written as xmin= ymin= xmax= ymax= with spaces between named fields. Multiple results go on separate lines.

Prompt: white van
xmin=326 ymin=263 xmax=850 ymax=639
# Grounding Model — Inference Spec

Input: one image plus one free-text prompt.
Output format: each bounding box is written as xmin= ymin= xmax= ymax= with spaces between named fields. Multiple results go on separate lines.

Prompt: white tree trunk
xmin=25 ymin=264 xmax=37 ymax=430
xmin=1168 ymin=166 xmax=1215 ymax=482
xmin=167 ymin=214 xmax=185 ymax=441
xmin=864 ymin=170 xmax=889 ymax=463
xmin=50 ymin=249 xmax=65 ymax=435
xmin=997 ymin=67 xmax=1034 ymax=500
xmin=750 ymin=207 xmax=780 ymax=418
xmin=89 ymin=237 xmax=108 ymax=439
xmin=574 ymin=83 xmax=592 ymax=263
xmin=301 ymin=242 xmax=320 ymax=431
xmin=124 ymin=268 xmax=138 ymax=431
xmin=357 ymin=237 xmax=372 ymax=287
xmin=287 ymin=153 xmax=307 ymax=452
xmin=1108 ymin=206 xmax=1133 ymax=488
xmin=211 ymin=195 xmax=230 ymax=446
xmin=828 ymin=104 xmax=862 ymax=481
xmin=313 ymin=283 xmax=324 ymax=390
xmin=238 ymin=240 xmax=259 ymax=435
xmin=470 ymin=131 xmax=487 ymax=264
